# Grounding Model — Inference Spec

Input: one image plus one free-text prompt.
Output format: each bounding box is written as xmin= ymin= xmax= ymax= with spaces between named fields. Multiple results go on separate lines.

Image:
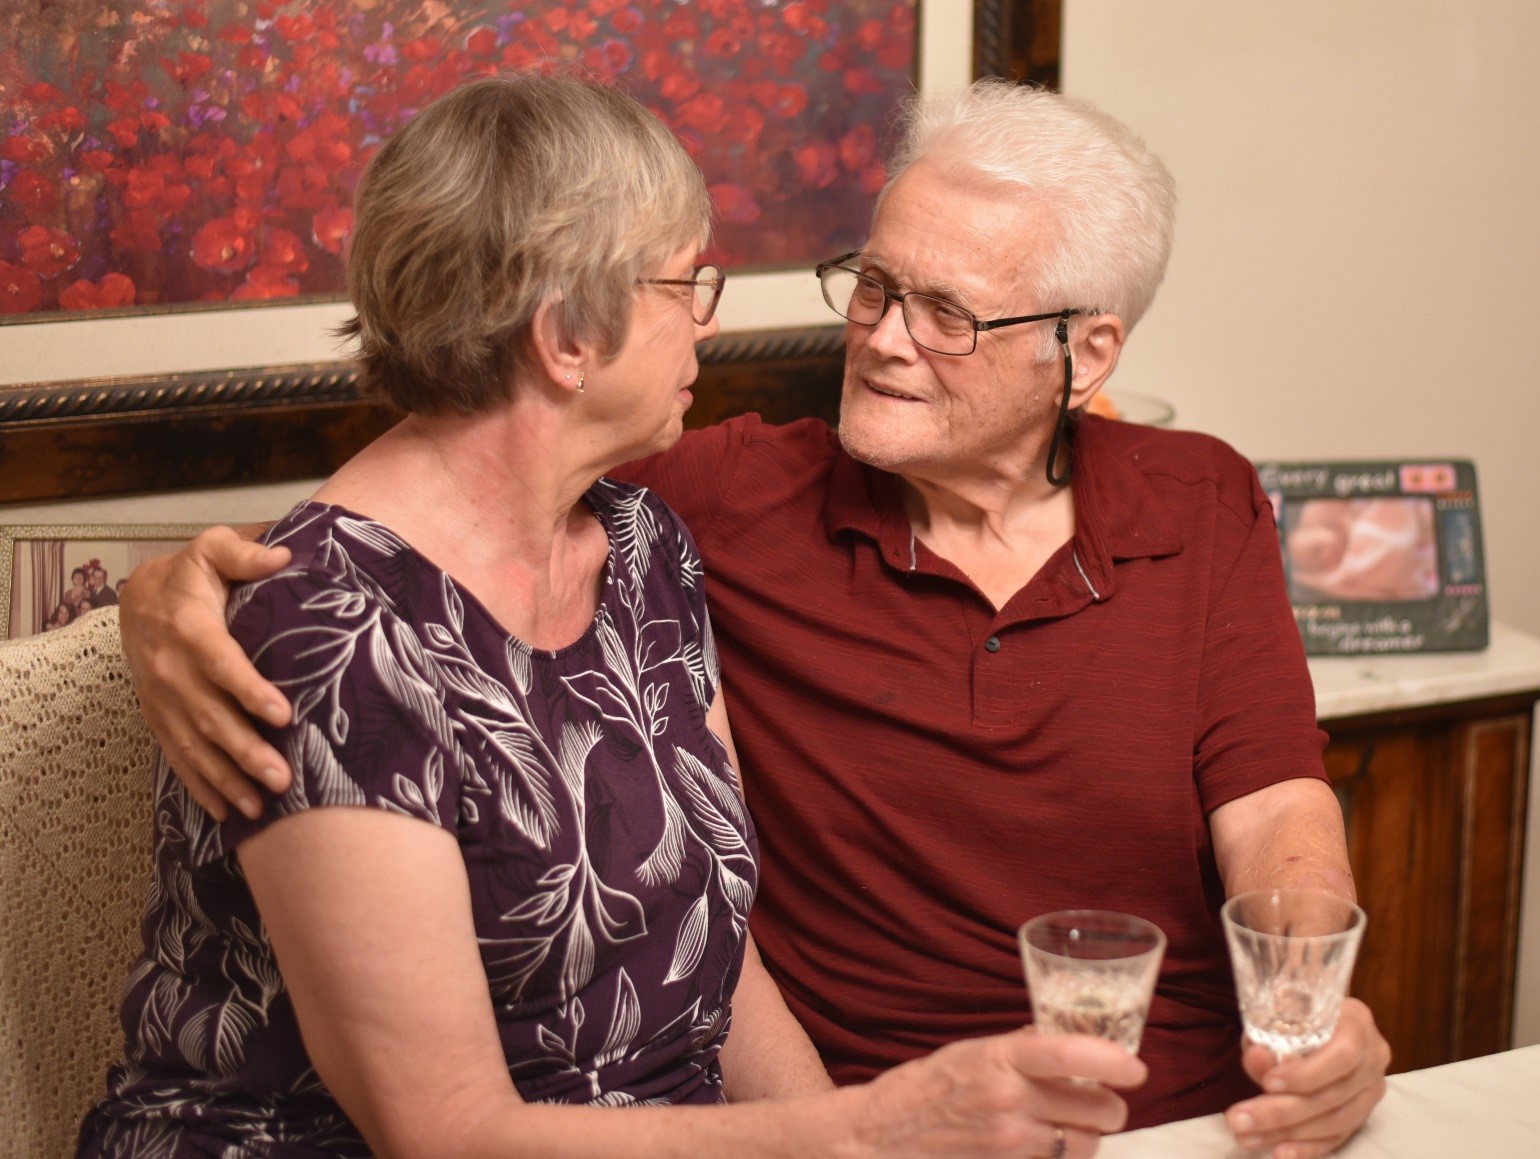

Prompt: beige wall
xmin=1062 ymin=0 xmax=1540 ymax=638
xmin=1063 ymin=0 xmax=1540 ymax=1050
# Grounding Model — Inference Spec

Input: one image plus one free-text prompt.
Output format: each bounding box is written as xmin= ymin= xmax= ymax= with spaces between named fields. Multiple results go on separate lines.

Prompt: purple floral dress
xmin=80 ymin=481 xmax=758 ymax=1157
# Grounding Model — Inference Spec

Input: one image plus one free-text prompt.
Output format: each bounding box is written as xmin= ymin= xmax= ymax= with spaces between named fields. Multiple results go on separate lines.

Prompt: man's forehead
xmin=865 ymin=176 xmax=1049 ymax=303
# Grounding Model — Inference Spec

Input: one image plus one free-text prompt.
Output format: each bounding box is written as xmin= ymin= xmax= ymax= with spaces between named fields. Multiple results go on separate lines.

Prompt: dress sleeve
xmin=1193 ymin=469 xmax=1330 ymax=814
xmin=608 ymin=416 xmax=757 ymax=550
xmin=192 ymin=568 xmax=461 ymax=865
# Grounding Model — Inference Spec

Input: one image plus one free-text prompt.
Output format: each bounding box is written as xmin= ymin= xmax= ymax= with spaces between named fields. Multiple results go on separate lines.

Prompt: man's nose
xmin=866 ymin=295 xmax=915 ymax=357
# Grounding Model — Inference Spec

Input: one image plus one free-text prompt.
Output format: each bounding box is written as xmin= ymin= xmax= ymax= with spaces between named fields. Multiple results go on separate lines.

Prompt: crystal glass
xmin=1018 ymin=910 xmax=1167 ymax=1055
xmin=1221 ymin=888 xmax=1366 ymax=1058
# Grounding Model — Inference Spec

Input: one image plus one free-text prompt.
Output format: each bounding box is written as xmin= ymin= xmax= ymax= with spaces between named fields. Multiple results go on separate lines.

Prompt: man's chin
xmin=836 ymin=417 xmax=926 ymax=474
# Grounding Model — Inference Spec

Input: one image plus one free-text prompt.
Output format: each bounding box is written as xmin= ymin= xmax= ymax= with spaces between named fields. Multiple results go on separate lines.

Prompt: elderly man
xmin=87 ymin=564 xmax=119 ymax=607
xmin=121 ymin=81 xmax=1387 ymax=1157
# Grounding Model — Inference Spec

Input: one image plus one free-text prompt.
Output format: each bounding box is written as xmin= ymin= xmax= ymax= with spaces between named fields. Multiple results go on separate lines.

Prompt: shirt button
xmin=984 ymin=636 xmax=1001 ymax=653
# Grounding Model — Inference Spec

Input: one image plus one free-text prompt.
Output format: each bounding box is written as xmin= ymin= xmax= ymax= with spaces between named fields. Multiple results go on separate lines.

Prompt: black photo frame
xmin=1256 ymin=459 xmax=1488 ymax=656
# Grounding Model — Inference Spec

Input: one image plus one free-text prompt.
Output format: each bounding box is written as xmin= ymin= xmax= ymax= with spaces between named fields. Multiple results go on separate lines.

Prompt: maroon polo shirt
xmin=615 ymin=412 xmax=1327 ymax=1128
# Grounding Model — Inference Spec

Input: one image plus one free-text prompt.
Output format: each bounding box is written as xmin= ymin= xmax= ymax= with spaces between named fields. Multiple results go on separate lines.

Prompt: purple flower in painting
xmin=364 ymin=22 xmax=398 ymax=66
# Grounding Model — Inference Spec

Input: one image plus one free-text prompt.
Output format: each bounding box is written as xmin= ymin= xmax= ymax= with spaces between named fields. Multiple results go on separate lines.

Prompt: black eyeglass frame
xmin=637 ymin=264 xmax=726 ymax=326
xmin=814 ymin=251 xmax=1086 ymax=487
xmin=814 ymin=251 xmax=1081 ymax=357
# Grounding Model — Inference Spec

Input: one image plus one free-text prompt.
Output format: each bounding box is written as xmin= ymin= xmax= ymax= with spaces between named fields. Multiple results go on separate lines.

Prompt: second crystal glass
xmin=1221 ymin=888 xmax=1366 ymax=1058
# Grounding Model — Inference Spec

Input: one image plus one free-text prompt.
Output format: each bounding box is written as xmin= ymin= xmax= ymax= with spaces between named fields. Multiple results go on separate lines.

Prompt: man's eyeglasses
xmin=814 ymin=251 xmax=1079 ymax=357
xmin=638 ymin=264 xmax=726 ymax=325
xmin=815 ymin=251 xmax=1085 ymax=486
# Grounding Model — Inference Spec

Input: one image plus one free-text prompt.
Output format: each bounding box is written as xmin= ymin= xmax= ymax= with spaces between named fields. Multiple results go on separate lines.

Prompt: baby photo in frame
xmin=1255 ymin=460 xmax=1488 ymax=656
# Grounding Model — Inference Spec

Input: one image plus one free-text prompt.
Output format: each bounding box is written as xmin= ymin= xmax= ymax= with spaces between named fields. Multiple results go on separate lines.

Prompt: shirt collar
xmin=823 ymin=446 xmax=919 ymax=574
xmin=1065 ymin=414 xmax=1183 ymax=600
xmin=823 ymin=415 xmax=1183 ymax=595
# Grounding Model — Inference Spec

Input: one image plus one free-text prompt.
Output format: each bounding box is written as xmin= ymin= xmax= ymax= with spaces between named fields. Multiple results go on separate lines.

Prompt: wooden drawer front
xmin=1325 ymin=711 xmax=1530 ymax=1072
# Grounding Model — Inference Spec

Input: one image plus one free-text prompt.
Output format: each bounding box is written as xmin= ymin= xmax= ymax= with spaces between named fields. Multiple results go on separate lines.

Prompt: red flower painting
xmin=0 ymin=1 xmax=915 ymax=319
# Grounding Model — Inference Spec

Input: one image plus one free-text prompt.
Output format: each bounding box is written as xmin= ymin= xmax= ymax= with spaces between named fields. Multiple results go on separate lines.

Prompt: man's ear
xmin=1068 ymin=313 xmax=1126 ymax=409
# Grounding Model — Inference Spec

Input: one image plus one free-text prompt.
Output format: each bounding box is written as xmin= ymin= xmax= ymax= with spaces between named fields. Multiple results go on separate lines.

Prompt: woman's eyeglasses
xmin=638 ymin=264 xmax=726 ymax=325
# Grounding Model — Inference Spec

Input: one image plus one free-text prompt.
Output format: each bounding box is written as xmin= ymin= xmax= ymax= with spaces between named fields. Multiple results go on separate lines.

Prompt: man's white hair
xmin=880 ymin=79 xmax=1177 ymax=355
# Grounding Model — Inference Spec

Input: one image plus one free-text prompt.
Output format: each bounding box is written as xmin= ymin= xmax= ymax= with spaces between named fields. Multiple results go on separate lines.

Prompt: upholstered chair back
xmin=0 ymin=608 xmax=155 ymax=1157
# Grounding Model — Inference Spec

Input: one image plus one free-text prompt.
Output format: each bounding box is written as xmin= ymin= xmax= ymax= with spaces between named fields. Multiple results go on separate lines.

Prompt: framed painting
xmin=4 ymin=0 xmax=928 ymax=324
xmin=0 ymin=523 xmax=206 ymax=639
xmin=0 ymin=0 xmax=1062 ymax=502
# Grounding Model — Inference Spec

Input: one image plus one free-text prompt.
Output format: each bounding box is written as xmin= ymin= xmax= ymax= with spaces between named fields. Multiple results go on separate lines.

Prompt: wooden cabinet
xmin=1324 ymin=691 xmax=1535 ymax=1072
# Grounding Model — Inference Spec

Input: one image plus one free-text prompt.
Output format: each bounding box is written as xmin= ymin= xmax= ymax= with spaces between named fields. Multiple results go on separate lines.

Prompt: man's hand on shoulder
xmin=1225 ymin=998 xmax=1390 ymax=1158
xmin=121 ymin=524 xmax=294 ymax=821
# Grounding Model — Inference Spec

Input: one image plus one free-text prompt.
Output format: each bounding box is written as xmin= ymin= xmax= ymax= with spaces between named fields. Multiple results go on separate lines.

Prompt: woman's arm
xmin=241 ymin=806 xmax=1141 ymax=1158
xmin=720 ymin=934 xmax=834 ymax=1102
xmin=241 ymin=806 xmax=846 ymax=1157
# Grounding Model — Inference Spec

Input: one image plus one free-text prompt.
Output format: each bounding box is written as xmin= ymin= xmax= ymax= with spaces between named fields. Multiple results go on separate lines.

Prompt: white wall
xmin=1062 ymin=0 xmax=1540 ymax=639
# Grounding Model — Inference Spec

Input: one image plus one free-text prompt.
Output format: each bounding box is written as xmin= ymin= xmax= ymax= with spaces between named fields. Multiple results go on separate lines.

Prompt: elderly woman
xmin=80 ymin=75 xmax=1138 ymax=1157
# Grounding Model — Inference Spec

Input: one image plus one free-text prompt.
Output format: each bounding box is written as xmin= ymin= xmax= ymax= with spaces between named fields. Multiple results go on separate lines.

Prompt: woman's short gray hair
xmin=341 ymin=72 xmax=711 ymax=414
xmin=881 ymin=79 xmax=1176 ymax=354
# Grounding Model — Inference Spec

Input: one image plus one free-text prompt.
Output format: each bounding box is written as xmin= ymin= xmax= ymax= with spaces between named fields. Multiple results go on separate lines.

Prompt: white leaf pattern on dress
xmin=672 ymin=748 xmax=751 ymax=856
xmin=331 ymin=513 xmax=407 ymax=557
xmin=596 ymin=968 xmax=642 ymax=1067
xmin=282 ymin=718 xmax=367 ymax=811
xmin=444 ymin=572 xmax=465 ymax=633
xmin=603 ymin=484 xmax=662 ymax=580
xmin=507 ymin=638 xmax=533 ymax=695
xmin=663 ymin=894 xmax=710 ymax=985
xmin=635 ymin=793 xmax=688 ymax=887
xmin=178 ymin=992 xmax=258 ymax=1076
xmin=299 ymin=587 xmax=369 ymax=619
xmin=230 ymin=917 xmax=282 ymax=1021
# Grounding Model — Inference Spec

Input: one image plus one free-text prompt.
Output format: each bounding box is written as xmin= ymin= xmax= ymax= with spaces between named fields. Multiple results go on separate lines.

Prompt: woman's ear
xmin=1068 ymin=312 xmax=1126 ymax=408
xmin=529 ymin=295 xmax=587 ymax=391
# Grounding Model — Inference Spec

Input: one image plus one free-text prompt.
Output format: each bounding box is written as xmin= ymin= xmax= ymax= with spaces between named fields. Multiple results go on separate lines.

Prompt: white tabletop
xmin=1310 ymin=621 xmax=1540 ymax=721
xmin=1098 ymin=1045 xmax=1540 ymax=1158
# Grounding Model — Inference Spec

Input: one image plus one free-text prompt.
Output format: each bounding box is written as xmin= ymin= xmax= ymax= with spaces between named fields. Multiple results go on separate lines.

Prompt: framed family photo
xmin=0 ymin=525 xmax=206 ymax=640
xmin=0 ymin=1 xmax=1060 ymax=504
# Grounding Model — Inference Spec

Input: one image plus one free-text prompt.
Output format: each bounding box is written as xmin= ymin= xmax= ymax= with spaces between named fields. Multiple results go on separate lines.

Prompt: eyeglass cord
xmin=1045 ymin=313 xmax=1074 ymax=487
